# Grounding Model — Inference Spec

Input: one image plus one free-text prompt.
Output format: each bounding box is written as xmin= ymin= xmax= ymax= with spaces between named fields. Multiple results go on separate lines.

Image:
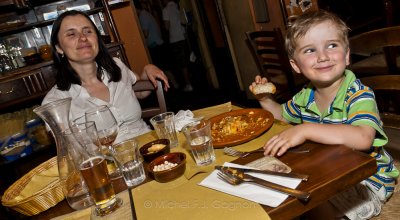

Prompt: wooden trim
xmin=279 ymin=0 xmax=319 ymax=24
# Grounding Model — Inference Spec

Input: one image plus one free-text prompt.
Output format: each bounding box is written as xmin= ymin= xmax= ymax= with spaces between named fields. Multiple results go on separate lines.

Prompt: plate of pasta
xmin=209 ymin=108 xmax=274 ymax=148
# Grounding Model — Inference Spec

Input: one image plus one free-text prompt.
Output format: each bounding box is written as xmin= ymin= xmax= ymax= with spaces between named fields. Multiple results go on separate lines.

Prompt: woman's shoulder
xmin=112 ymin=57 xmax=137 ymax=82
xmin=42 ymin=86 xmax=72 ymax=105
xmin=112 ymin=57 xmax=124 ymax=66
xmin=112 ymin=57 xmax=130 ymax=72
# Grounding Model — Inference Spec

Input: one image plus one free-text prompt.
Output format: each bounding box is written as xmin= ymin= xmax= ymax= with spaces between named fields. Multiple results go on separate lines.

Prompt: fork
xmin=223 ymin=147 xmax=309 ymax=158
xmin=217 ymin=171 xmax=310 ymax=202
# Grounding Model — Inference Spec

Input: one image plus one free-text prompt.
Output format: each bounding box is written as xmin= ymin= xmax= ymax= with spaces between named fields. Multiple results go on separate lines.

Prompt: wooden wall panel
xmin=248 ymin=0 xmax=287 ymax=33
xmin=111 ymin=3 xmax=150 ymax=74
xmin=220 ymin=0 xmax=256 ymax=93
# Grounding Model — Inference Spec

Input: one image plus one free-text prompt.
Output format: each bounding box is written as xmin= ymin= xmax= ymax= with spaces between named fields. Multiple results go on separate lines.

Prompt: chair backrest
xmin=132 ymin=80 xmax=167 ymax=119
xmin=349 ymin=26 xmax=400 ymax=76
xmin=360 ymin=75 xmax=400 ymax=129
xmin=245 ymin=28 xmax=307 ymax=101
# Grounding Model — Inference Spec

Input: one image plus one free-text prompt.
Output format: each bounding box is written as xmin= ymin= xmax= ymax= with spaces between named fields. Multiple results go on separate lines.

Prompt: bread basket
xmin=1 ymin=156 xmax=64 ymax=216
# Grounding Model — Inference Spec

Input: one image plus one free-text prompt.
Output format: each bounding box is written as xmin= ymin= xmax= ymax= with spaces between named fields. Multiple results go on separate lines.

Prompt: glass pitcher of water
xmin=33 ymin=98 xmax=94 ymax=210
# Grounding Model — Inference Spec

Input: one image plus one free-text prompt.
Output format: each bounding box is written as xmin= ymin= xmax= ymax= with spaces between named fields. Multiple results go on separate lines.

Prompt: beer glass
xmin=85 ymin=105 xmax=121 ymax=180
xmin=65 ymin=122 xmax=122 ymax=216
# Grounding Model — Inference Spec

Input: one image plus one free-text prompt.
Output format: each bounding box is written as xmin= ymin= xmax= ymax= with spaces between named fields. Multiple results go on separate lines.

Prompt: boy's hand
xmin=263 ymin=126 xmax=306 ymax=157
xmin=249 ymin=75 xmax=284 ymax=122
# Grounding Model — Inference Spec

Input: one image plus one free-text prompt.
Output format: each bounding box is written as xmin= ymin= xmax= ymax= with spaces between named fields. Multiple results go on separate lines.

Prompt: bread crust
xmin=251 ymin=82 xmax=276 ymax=95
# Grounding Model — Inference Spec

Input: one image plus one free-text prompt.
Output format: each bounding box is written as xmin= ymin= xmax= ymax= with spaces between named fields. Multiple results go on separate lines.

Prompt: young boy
xmin=250 ymin=10 xmax=399 ymax=219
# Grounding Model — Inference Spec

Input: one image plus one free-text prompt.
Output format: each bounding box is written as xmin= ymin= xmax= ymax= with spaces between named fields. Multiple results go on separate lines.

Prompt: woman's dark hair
xmin=50 ymin=10 xmax=121 ymax=91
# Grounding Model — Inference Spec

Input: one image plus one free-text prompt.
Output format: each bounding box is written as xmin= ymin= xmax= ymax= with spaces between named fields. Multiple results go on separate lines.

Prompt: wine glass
xmin=85 ymin=105 xmax=121 ymax=180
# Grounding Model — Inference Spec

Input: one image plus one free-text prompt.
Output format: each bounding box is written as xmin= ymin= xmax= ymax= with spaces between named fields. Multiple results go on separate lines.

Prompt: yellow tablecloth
xmin=133 ymin=174 xmax=269 ymax=220
xmin=53 ymin=102 xmax=292 ymax=220
xmin=132 ymin=102 xmax=291 ymax=220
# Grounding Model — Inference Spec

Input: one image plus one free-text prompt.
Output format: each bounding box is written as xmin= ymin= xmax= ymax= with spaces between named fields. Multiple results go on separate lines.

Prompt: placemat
xmin=132 ymin=173 xmax=271 ymax=220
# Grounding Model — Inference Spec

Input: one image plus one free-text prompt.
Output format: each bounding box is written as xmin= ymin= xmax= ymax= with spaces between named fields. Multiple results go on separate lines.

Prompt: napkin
xmin=199 ymin=162 xmax=302 ymax=207
xmin=174 ymin=110 xmax=202 ymax=131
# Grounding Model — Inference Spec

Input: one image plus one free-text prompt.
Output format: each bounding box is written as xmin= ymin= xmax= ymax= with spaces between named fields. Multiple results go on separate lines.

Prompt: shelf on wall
xmin=0 ymin=1 xmax=129 ymax=36
xmin=0 ymin=42 xmax=124 ymax=81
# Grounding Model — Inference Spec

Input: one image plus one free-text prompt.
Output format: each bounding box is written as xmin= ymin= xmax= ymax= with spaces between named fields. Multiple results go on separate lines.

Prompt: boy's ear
xmin=290 ymin=59 xmax=302 ymax=74
xmin=346 ymin=48 xmax=350 ymax=66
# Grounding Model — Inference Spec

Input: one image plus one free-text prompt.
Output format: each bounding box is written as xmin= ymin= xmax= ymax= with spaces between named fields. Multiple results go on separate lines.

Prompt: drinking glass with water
xmin=182 ymin=120 xmax=216 ymax=166
xmin=150 ymin=112 xmax=179 ymax=148
xmin=111 ymin=138 xmax=146 ymax=187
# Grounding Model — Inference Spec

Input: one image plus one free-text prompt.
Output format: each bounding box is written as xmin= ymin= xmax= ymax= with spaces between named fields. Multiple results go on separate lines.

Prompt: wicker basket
xmin=1 ymin=156 xmax=65 ymax=216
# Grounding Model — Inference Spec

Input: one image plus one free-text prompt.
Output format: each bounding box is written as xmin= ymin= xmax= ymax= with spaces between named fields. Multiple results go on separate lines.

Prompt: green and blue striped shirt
xmin=282 ymin=70 xmax=399 ymax=198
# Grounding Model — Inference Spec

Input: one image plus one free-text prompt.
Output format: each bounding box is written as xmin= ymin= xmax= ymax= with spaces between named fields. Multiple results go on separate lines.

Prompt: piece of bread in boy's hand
xmin=252 ymin=82 xmax=276 ymax=94
xmin=251 ymin=82 xmax=276 ymax=100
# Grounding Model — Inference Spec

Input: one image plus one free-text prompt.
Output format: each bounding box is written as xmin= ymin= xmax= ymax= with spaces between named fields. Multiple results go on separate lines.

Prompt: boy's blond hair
xmin=285 ymin=10 xmax=350 ymax=59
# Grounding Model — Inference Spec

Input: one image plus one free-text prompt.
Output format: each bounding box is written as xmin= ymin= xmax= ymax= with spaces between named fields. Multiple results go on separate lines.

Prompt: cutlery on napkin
xmin=216 ymin=166 xmax=310 ymax=201
xmin=199 ymin=162 xmax=304 ymax=207
xmin=214 ymin=165 xmax=309 ymax=181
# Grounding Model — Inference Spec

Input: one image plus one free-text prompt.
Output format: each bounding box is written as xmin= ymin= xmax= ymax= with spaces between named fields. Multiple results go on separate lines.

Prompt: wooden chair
xmin=132 ymin=80 xmax=167 ymax=119
xmin=360 ymin=75 xmax=400 ymax=130
xmin=361 ymin=76 xmax=400 ymax=220
xmin=349 ymin=26 xmax=400 ymax=78
xmin=245 ymin=28 xmax=308 ymax=101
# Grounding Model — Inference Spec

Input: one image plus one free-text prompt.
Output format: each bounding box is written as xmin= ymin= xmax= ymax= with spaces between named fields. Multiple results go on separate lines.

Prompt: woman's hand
xmin=142 ymin=64 xmax=170 ymax=91
xmin=263 ymin=125 xmax=306 ymax=157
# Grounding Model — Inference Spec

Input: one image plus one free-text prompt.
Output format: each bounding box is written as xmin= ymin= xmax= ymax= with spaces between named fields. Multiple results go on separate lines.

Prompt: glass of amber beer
xmin=65 ymin=121 xmax=122 ymax=216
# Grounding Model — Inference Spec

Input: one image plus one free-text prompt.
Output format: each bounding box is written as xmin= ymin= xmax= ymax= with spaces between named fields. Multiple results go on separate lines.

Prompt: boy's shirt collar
xmin=293 ymin=70 xmax=356 ymax=115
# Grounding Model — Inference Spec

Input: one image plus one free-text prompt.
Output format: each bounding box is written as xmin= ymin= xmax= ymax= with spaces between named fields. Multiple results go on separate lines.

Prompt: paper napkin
xmin=199 ymin=162 xmax=302 ymax=207
xmin=174 ymin=110 xmax=202 ymax=131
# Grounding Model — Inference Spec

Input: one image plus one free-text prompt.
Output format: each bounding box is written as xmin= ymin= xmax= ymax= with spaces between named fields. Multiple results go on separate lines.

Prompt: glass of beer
xmin=65 ymin=121 xmax=122 ymax=216
xmin=85 ymin=105 xmax=122 ymax=180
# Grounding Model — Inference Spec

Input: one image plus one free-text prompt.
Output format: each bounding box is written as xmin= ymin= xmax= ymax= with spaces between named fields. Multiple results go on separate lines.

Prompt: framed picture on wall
xmin=279 ymin=0 xmax=319 ymax=24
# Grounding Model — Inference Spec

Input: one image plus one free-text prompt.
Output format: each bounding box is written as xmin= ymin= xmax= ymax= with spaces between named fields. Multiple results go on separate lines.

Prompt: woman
xmin=42 ymin=10 xmax=170 ymax=137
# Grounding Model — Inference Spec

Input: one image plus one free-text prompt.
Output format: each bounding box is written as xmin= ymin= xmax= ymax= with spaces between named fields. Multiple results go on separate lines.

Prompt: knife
xmin=218 ymin=168 xmax=311 ymax=202
xmin=215 ymin=165 xmax=309 ymax=181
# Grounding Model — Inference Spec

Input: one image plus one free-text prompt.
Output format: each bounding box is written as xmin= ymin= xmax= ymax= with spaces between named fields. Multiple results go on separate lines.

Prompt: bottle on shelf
xmin=0 ymin=44 xmax=14 ymax=72
xmin=13 ymin=46 xmax=26 ymax=67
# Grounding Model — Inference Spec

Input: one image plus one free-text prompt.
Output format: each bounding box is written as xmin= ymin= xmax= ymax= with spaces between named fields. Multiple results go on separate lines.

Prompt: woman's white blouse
xmin=42 ymin=58 xmax=151 ymax=139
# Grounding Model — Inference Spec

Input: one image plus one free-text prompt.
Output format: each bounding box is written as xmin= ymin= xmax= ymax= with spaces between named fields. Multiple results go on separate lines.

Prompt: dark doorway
xmin=193 ymin=0 xmax=243 ymax=96
xmin=136 ymin=0 xmax=254 ymax=111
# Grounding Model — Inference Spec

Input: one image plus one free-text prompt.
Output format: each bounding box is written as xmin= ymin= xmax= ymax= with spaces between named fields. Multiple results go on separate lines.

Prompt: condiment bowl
xmin=148 ymin=152 xmax=186 ymax=183
xmin=139 ymin=139 xmax=170 ymax=163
